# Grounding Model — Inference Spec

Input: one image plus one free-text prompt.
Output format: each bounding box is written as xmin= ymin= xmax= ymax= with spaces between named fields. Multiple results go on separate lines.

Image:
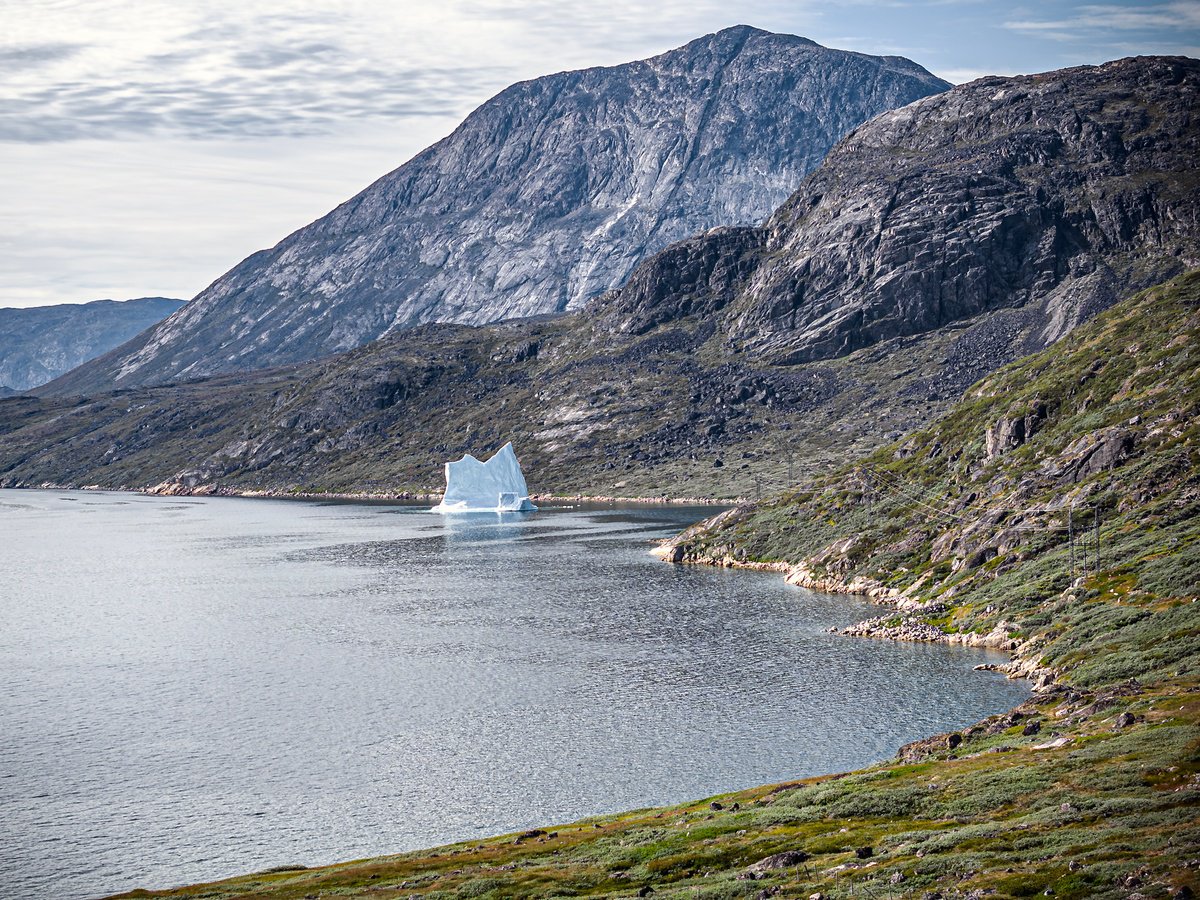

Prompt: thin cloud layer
xmin=0 ymin=0 xmax=749 ymax=144
xmin=1 ymin=11 xmax=506 ymax=142
xmin=0 ymin=42 xmax=87 ymax=66
xmin=1006 ymin=1 xmax=1200 ymax=39
xmin=4 ymin=0 xmax=1195 ymax=146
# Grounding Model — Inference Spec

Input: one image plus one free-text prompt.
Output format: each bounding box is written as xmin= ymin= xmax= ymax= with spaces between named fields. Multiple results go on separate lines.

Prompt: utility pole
xmin=1084 ymin=508 xmax=1094 ymax=578
xmin=1068 ymin=505 xmax=1075 ymax=580
xmin=1082 ymin=506 xmax=1089 ymax=578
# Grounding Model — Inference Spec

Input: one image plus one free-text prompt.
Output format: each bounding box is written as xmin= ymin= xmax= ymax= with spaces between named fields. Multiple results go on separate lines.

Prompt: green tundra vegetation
xmin=109 ymin=273 xmax=1199 ymax=899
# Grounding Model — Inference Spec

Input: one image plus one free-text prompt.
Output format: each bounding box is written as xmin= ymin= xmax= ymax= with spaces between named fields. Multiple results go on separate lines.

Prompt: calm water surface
xmin=0 ymin=490 xmax=1028 ymax=899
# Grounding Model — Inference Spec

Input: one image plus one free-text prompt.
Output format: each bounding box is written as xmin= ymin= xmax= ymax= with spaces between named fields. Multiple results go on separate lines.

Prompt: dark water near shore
xmin=0 ymin=490 xmax=1029 ymax=899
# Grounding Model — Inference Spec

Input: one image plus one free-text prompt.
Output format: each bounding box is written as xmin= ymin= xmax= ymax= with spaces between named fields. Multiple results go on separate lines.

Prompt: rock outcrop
xmin=45 ymin=26 xmax=947 ymax=394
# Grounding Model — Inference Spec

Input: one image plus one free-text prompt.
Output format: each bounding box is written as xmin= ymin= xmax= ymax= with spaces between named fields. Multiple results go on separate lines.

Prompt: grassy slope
xmin=673 ymin=273 xmax=1200 ymax=673
xmin=104 ymin=275 xmax=1200 ymax=899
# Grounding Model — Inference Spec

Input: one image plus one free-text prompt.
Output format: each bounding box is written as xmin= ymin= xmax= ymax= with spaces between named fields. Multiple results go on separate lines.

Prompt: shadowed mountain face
xmin=5 ymin=58 xmax=1196 ymax=502
xmin=46 ymin=26 xmax=948 ymax=394
xmin=0 ymin=298 xmax=184 ymax=392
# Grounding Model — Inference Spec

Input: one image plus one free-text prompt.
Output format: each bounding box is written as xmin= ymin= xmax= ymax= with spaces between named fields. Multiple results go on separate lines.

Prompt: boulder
xmin=748 ymin=850 xmax=811 ymax=872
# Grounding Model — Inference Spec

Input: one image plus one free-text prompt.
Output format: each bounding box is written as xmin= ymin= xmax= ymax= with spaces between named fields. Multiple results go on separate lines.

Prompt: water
xmin=0 ymin=490 xmax=1028 ymax=899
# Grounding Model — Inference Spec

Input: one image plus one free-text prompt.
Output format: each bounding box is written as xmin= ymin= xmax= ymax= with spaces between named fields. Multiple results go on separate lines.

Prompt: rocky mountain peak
xmin=44 ymin=29 xmax=948 ymax=395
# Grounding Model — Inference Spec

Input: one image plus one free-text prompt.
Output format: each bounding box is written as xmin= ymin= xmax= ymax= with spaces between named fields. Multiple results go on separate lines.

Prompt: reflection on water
xmin=0 ymin=491 xmax=1029 ymax=900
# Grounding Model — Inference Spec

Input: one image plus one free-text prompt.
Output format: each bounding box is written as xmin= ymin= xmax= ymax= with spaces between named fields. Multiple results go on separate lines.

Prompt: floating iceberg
xmin=432 ymin=442 xmax=537 ymax=513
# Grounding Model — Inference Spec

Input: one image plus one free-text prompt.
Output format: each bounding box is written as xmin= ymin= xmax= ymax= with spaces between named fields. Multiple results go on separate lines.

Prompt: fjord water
xmin=0 ymin=491 xmax=1028 ymax=899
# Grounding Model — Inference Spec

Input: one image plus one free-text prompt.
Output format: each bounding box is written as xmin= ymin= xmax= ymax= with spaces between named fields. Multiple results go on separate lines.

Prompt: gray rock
xmin=748 ymin=850 xmax=810 ymax=871
xmin=1064 ymin=429 xmax=1136 ymax=482
xmin=985 ymin=404 xmax=1048 ymax=460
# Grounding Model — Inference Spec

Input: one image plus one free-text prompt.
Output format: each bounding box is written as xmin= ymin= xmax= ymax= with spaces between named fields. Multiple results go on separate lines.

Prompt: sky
xmin=2 ymin=0 xmax=1197 ymax=308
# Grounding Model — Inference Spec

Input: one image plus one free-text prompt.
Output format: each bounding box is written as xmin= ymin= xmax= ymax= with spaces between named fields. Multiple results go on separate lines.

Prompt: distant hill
xmin=0 ymin=298 xmax=185 ymax=392
xmin=45 ymin=26 xmax=948 ymax=393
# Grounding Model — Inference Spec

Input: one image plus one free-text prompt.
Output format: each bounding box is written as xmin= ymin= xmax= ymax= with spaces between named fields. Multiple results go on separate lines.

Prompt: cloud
xmin=1 ymin=5 xmax=513 ymax=143
xmin=230 ymin=42 xmax=341 ymax=70
xmin=0 ymin=123 xmax=464 ymax=307
xmin=0 ymin=48 xmax=507 ymax=142
xmin=1004 ymin=1 xmax=1200 ymax=41
xmin=0 ymin=42 xmax=87 ymax=67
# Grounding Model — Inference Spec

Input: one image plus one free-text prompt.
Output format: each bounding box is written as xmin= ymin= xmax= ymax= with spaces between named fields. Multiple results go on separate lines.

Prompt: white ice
xmin=432 ymin=442 xmax=537 ymax=513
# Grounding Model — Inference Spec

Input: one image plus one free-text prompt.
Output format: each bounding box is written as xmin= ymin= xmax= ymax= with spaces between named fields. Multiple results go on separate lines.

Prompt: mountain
xmin=45 ymin=26 xmax=948 ymax=394
xmin=0 ymin=298 xmax=185 ymax=392
xmin=598 ymin=55 xmax=1200 ymax=362
xmin=4 ymin=57 xmax=1196 ymax=500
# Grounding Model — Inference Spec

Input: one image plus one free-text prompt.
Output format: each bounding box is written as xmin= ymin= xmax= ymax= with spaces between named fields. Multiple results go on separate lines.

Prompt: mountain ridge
xmin=5 ymin=57 xmax=1196 ymax=506
xmin=596 ymin=55 xmax=1200 ymax=364
xmin=45 ymin=26 xmax=949 ymax=394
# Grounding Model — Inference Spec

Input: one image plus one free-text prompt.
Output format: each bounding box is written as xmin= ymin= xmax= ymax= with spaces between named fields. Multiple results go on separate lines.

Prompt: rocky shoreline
xmin=10 ymin=481 xmax=741 ymax=507
xmin=653 ymin=540 xmax=1061 ymax=693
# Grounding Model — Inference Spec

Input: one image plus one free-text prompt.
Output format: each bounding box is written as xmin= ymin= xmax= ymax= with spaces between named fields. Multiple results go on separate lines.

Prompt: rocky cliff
xmin=46 ymin=26 xmax=947 ymax=394
xmin=599 ymin=56 xmax=1200 ymax=363
xmin=0 ymin=298 xmax=184 ymax=392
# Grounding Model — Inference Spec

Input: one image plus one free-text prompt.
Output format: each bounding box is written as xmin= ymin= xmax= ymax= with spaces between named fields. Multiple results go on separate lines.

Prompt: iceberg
xmin=432 ymin=442 xmax=538 ymax=513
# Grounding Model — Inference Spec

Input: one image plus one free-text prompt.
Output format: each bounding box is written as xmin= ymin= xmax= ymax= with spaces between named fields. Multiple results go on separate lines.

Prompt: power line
xmin=862 ymin=463 xmax=1098 ymax=535
xmin=852 ymin=462 xmax=1103 ymax=579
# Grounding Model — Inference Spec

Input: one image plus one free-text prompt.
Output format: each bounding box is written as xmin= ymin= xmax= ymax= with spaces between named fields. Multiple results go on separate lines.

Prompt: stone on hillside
xmin=747 ymin=850 xmax=810 ymax=872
